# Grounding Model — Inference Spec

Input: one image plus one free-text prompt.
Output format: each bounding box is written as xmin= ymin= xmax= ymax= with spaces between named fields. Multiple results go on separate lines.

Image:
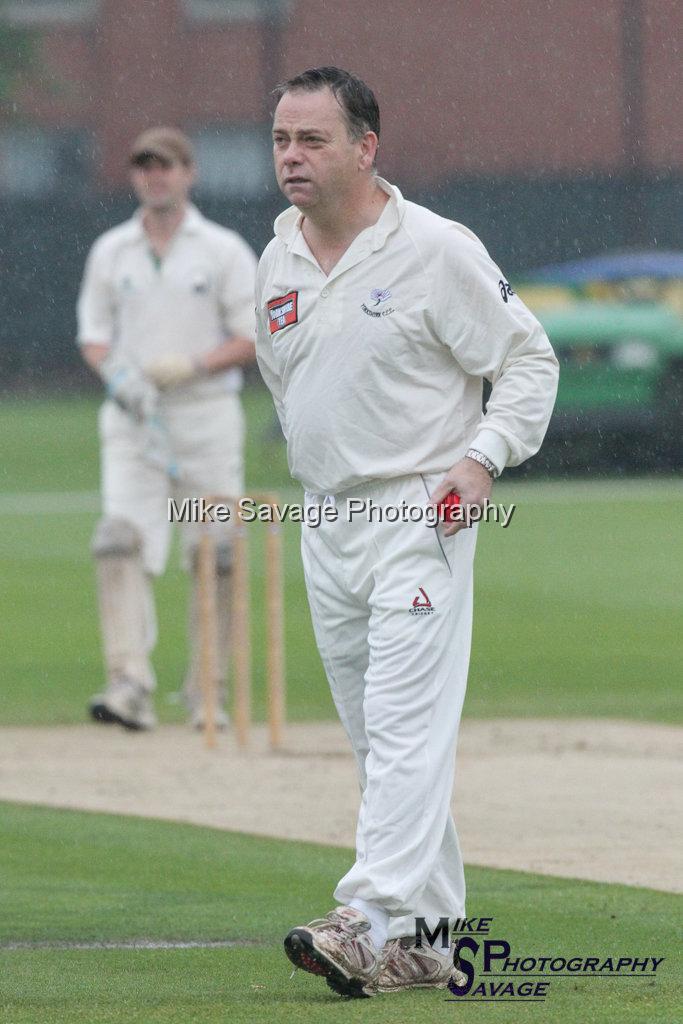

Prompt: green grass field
xmin=0 ymin=392 xmax=681 ymax=725
xmin=2 ymin=802 xmax=679 ymax=1024
xmin=1 ymin=394 xmax=681 ymax=1023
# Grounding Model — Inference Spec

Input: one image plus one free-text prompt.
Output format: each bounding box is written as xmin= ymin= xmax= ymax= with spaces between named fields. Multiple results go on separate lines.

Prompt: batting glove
xmin=100 ymin=354 xmax=159 ymax=422
xmin=144 ymin=353 xmax=200 ymax=390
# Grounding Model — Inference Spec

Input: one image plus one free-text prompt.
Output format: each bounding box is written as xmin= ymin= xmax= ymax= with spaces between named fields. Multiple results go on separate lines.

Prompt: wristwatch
xmin=466 ymin=448 xmax=499 ymax=479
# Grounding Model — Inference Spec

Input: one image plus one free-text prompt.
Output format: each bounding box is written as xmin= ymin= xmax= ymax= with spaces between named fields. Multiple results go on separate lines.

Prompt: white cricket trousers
xmin=99 ymin=393 xmax=244 ymax=575
xmin=301 ymin=473 xmax=477 ymax=940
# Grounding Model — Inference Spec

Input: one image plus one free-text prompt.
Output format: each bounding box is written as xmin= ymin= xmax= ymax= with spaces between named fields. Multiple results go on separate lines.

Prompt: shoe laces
xmin=381 ymin=936 xmax=450 ymax=972
xmin=110 ymin=677 xmax=141 ymax=697
xmin=309 ymin=908 xmax=368 ymax=940
xmin=379 ymin=938 xmax=410 ymax=969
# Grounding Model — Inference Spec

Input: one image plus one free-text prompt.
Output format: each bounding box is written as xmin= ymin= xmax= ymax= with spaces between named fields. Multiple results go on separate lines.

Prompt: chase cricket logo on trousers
xmin=267 ymin=291 xmax=298 ymax=333
xmin=410 ymin=587 xmax=434 ymax=616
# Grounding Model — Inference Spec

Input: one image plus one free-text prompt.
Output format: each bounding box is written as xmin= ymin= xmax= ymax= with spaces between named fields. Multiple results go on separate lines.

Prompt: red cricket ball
xmin=438 ymin=491 xmax=461 ymax=522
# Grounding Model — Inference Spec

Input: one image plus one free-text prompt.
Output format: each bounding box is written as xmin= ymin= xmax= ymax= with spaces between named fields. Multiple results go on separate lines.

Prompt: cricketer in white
xmin=77 ymin=127 xmax=257 ymax=731
xmin=255 ymin=67 xmax=559 ymax=997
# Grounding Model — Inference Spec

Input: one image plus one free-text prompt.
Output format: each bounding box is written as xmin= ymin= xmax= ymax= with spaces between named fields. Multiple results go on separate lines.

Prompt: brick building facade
xmin=1 ymin=0 xmax=681 ymax=384
xmin=1 ymin=0 xmax=681 ymax=194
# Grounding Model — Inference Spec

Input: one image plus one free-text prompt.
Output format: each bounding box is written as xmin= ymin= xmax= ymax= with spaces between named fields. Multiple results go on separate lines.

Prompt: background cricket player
xmin=255 ymin=67 xmax=559 ymax=997
xmin=77 ymin=126 xmax=257 ymax=731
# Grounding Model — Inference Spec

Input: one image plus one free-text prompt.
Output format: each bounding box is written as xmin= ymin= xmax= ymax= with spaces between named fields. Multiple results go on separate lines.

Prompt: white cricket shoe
xmin=186 ymin=697 xmax=230 ymax=731
xmin=284 ymin=906 xmax=381 ymax=998
xmin=89 ymin=678 xmax=157 ymax=731
xmin=372 ymin=936 xmax=467 ymax=993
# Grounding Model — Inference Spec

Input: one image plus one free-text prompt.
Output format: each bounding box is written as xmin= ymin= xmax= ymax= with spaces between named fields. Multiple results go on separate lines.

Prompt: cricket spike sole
xmin=283 ymin=929 xmax=371 ymax=999
xmin=89 ymin=700 xmax=148 ymax=731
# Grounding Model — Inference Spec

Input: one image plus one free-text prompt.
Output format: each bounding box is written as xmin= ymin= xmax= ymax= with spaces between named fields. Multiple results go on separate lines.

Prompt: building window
xmin=0 ymin=128 xmax=92 ymax=195
xmin=182 ymin=0 xmax=290 ymax=23
xmin=0 ymin=1 xmax=100 ymax=25
xmin=192 ymin=126 xmax=274 ymax=197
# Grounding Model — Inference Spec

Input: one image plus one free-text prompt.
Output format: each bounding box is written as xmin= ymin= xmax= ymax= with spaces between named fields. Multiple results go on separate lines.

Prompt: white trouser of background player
xmin=93 ymin=392 xmax=244 ymax=693
xmin=301 ymin=473 xmax=477 ymax=942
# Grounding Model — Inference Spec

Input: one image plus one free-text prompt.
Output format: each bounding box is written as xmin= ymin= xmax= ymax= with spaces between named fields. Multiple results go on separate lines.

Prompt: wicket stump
xmin=197 ymin=493 xmax=285 ymax=751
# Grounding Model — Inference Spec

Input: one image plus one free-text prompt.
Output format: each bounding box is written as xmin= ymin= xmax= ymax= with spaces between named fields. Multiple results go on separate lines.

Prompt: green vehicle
xmin=519 ymin=301 xmax=683 ymax=472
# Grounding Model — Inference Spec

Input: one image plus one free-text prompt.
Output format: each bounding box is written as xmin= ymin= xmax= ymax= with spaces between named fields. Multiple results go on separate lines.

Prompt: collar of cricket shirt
xmin=274 ymin=177 xmax=406 ymax=257
xmin=130 ymin=202 xmax=204 ymax=241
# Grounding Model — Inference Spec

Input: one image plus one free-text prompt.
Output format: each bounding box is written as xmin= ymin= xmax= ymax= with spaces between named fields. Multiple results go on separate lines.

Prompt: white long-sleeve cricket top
xmin=255 ymin=177 xmax=559 ymax=494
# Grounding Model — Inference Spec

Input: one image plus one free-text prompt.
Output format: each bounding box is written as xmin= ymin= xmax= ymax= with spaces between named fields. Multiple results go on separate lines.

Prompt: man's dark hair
xmin=273 ymin=66 xmax=380 ymax=143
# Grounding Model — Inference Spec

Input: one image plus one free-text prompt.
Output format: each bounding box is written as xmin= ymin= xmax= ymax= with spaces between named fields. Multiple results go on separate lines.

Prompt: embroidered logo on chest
xmin=267 ymin=291 xmax=299 ymax=333
xmin=361 ymin=287 xmax=395 ymax=318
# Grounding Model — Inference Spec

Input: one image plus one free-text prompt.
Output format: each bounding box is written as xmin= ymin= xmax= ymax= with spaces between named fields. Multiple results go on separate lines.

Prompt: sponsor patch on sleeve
xmin=267 ymin=291 xmax=299 ymax=334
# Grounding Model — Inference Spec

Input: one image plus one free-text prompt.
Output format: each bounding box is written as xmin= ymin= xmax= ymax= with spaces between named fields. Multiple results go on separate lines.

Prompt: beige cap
xmin=130 ymin=127 xmax=194 ymax=167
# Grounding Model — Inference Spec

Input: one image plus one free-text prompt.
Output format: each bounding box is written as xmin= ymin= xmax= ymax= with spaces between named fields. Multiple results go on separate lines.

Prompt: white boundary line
xmin=0 ymin=939 xmax=260 ymax=951
xmin=0 ymin=492 xmax=100 ymax=515
xmin=0 ymin=479 xmax=681 ymax=517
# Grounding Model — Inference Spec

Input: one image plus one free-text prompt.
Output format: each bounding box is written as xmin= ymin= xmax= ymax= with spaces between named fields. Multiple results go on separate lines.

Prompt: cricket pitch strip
xmin=0 ymin=718 xmax=680 ymax=893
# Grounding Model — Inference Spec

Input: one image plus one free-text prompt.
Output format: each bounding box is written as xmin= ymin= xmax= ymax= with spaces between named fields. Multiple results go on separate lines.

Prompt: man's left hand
xmin=429 ymin=457 xmax=494 ymax=536
xmin=145 ymin=353 xmax=200 ymax=389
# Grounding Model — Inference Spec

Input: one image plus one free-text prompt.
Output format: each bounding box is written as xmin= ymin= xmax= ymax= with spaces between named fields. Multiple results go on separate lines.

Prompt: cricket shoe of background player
xmin=89 ymin=677 xmax=157 ymax=731
xmin=284 ymin=906 xmax=381 ymax=998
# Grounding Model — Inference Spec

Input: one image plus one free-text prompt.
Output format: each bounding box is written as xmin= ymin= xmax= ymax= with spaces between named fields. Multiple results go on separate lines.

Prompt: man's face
xmin=130 ymin=157 xmax=194 ymax=211
xmin=272 ymin=87 xmax=374 ymax=210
